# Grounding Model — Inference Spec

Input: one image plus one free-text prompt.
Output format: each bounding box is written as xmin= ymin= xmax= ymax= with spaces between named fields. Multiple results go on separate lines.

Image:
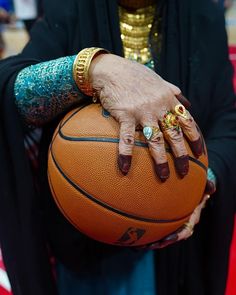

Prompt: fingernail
xmin=175 ymin=93 xmax=191 ymax=109
xmin=164 ymin=233 xmax=178 ymax=242
xmin=152 ymin=233 xmax=178 ymax=249
xmin=174 ymin=155 xmax=189 ymax=178
xmin=189 ymin=137 xmax=203 ymax=158
xmin=155 ymin=162 xmax=170 ymax=182
xmin=205 ymin=180 xmax=216 ymax=195
xmin=118 ymin=155 xmax=132 ymax=175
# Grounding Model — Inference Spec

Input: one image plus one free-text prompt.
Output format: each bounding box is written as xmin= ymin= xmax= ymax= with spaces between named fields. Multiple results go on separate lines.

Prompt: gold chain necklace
xmin=119 ymin=4 xmax=157 ymax=67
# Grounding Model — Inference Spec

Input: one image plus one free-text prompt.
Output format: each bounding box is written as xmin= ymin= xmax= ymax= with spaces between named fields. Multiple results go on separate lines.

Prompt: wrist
xmin=73 ymin=47 xmax=109 ymax=97
xmin=88 ymin=53 xmax=110 ymax=87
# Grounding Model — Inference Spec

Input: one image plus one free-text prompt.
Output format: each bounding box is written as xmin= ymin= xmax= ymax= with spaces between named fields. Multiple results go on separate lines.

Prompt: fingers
xmin=141 ymin=121 xmax=170 ymax=182
xmin=163 ymin=81 xmax=181 ymax=96
xmin=177 ymin=222 xmax=194 ymax=241
xmin=118 ymin=119 xmax=136 ymax=175
xmin=204 ymin=179 xmax=216 ymax=195
xmin=145 ymin=233 xmax=178 ymax=250
xmin=163 ymin=80 xmax=191 ymax=109
xmin=172 ymin=103 xmax=203 ymax=158
xmin=141 ymin=192 xmax=212 ymax=250
xmin=163 ymin=85 xmax=202 ymax=158
xmin=160 ymin=112 xmax=189 ymax=178
xmin=177 ymin=194 xmax=209 ymax=241
xmin=175 ymin=93 xmax=191 ymax=109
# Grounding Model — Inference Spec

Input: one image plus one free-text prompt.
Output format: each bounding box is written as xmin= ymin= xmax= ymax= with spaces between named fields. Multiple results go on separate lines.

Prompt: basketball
xmin=48 ymin=104 xmax=208 ymax=247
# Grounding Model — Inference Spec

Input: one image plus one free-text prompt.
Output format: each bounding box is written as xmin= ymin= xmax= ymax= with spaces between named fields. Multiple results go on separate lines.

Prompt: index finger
xmin=118 ymin=119 xmax=136 ymax=175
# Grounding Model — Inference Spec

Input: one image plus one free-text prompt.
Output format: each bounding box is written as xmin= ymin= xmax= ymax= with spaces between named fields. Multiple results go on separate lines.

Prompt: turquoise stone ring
xmin=143 ymin=126 xmax=160 ymax=141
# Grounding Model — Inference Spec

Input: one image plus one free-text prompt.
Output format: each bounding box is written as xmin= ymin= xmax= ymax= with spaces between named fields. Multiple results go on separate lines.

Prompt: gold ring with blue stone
xmin=143 ymin=126 xmax=160 ymax=141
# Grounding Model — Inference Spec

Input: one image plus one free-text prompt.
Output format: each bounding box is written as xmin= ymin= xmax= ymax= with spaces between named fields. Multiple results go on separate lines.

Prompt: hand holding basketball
xmin=89 ymin=53 xmax=203 ymax=180
xmin=48 ymin=104 xmax=208 ymax=247
xmin=144 ymin=179 xmax=216 ymax=249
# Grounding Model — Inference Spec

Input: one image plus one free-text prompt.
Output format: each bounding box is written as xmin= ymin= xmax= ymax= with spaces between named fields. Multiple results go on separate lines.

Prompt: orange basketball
xmin=48 ymin=104 xmax=208 ymax=247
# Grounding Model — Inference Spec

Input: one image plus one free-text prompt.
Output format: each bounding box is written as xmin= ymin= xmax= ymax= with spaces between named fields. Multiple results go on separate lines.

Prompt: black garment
xmin=23 ymin=19 xmax=37 ymax=32
xmin=23 ymin=0 xmax=44 ymax=33
xmin=0 ymin=0 xmax=235 ymax=295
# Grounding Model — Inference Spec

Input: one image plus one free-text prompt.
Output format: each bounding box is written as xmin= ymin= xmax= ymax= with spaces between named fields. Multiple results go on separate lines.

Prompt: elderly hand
xmin=89 ymin=54 xmax=203 ymax=181
xmin=144 ymin=180 xmax=216 ymax=249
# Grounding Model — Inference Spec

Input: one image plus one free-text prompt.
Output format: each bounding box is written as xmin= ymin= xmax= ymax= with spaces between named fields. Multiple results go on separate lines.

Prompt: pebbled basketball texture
xmin=48 ymin=104 xmax=208 ymax=247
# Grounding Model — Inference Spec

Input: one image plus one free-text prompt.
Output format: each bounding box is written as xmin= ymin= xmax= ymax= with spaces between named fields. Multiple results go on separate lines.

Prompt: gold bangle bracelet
xmin=73 ymin=47 xmax=109 ymax=97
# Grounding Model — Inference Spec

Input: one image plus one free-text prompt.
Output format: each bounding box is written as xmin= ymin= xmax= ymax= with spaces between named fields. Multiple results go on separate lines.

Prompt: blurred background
xmin=0 ymin=0 xmax=236 ymax=59
xmin=0 ymin=1 xmax=236 ymax=295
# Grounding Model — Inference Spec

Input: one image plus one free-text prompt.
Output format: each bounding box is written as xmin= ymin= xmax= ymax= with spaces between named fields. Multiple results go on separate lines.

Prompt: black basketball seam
xmin=58 ymin=130 xmax=207 ymax=172
xmin=59 ymin=103 xmax=89 ymax=129
xmin=50 ymin=104 xmax=88 ymax=147
xmin=49 ymin=148 xmax=193 ymax=224
xmin=47 ymin=171 xmax=83 ymax=230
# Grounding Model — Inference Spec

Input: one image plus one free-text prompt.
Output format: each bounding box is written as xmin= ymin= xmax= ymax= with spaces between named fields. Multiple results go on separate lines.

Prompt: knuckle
xmin=165 ymin=88 xmax=174 ymax=99
xmin=148 ymin=138 xmax=165 ymax=150
xmin=174 ymin=86 xmax=181 ymax=94
xmin=151 ymin=132 xmax=164 ymax=144
xmin=165 ymin=130 xmax=183 ymax=143
xmin=122 ymin=133 xmax=135 ymax=145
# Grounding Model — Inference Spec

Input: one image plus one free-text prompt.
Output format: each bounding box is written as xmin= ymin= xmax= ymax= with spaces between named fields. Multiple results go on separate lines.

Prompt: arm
xmin=14 ymin=55 xmax=83 ymax=126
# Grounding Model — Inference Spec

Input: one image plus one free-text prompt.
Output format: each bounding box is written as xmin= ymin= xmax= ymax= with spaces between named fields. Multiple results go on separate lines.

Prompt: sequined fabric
xmin=15 ymin=55 xmax=81 ymax=126
xmin=119 ymin=4 xmax=156 ymax=69
xmin=207 ymin=167 xmax=217 ymax=184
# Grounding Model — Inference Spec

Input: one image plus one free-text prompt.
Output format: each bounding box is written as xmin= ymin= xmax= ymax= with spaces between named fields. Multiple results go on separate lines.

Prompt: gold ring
xmin=143 ymin=126 xmax=160 ymax=141
xmin=174 ymin=104 xmax=188 ymax=119
xmin=184 ymin=222 xmax=194 ymax=234
xmin=160 ymin=111 xmax=180 ymax=132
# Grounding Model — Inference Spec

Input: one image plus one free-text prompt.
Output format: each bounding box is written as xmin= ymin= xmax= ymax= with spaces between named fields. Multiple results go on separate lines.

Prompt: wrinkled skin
xmin=90 ymin=54 xmax=202 ymax=180
xmin=89 ymin=53 xmax=213 ymax=245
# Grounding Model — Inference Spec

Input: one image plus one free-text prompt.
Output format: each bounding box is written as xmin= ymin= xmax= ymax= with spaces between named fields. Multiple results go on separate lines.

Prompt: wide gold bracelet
xmin=73 ymin=47 xmax=109 ymax=97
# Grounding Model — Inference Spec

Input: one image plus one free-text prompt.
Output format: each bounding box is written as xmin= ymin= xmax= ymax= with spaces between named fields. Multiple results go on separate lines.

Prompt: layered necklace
xmin=119 ymin=0 xmax=157 ymax=69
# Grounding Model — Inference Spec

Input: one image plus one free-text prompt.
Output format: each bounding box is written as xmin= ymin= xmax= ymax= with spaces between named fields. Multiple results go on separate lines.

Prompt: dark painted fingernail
xmin=151 ymin=233 xmax=178 ymax=249
xmin=155 ymin=162 xmax=170 ymax=182
xmin=118 ymin=155 xmax=132 ymax=175
xmin=175 ymin=93 xmax=191 ymax=109
xmin=189 ymin=137 xmax=203 ymax=158
xmin=205 ymin=180 xmax=216 ymax=195
xmin=174 ymin=155 xmax=189 ymax=178
xmin=163 ymin=233 xmax=178 ymax=243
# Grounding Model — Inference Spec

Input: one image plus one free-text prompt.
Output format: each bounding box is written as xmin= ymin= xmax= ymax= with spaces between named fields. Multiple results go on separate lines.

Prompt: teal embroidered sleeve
xmin=207 ymin=167 xmax=217 ymax=186
xmin=14 ymin=55 xmax=83 ymax=126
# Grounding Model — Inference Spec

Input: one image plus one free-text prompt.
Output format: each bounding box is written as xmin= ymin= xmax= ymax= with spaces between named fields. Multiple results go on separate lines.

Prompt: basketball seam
xmin=49 ymin=147 xmax=193 ymax=224
xmin=58 ymin=131 xmax=207 ymax=172
xmin=47 ymin=171 xmax=84 ymax=230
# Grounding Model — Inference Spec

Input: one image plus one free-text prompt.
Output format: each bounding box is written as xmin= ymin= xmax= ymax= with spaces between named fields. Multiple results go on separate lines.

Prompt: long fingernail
xmin=152 ymin=233 xmax=178 ymax=249
xmin=118 ymin=155 xmax=132 ymax=175
xmin=174 ymin=155 xmax=189 ymax=178
xmin=189 ymin=137 xmax=203 ymax=158
xmin=163 ymin=233 xmax=178 ymax=242
xmin=175 ymin=93 xmax=191 ymax=109
xmin=155 ymin=162 xmax=170 ymax=182
xmin=204 ymin=180 xmax=216 ymax=195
